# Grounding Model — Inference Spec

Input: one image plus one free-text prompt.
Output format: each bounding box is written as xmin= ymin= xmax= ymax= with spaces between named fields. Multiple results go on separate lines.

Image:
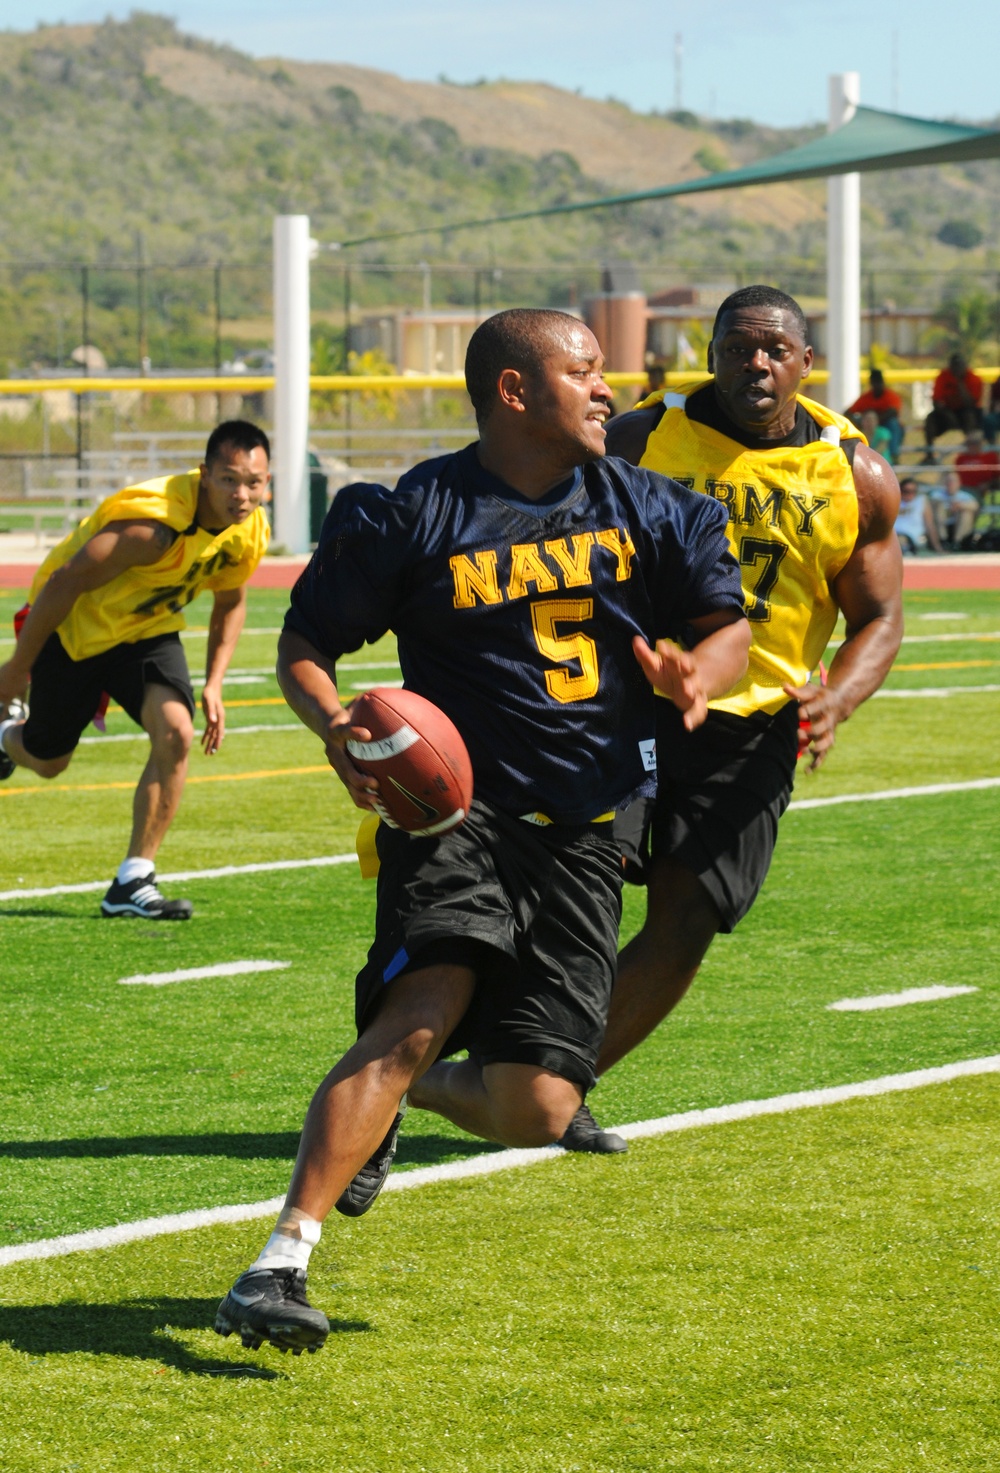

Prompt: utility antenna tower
xmin=674 ymin=33 xmax=683 ymax=111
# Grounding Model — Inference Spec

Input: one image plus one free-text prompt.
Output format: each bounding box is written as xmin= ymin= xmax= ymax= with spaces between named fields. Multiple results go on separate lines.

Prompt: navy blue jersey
xmin=285 ymin=445 xmax=743 ymax=825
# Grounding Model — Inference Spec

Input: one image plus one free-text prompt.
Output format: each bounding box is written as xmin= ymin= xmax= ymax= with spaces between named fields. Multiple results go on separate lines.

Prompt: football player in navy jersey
xmin=215 ymin=309 xmax=751 ymax=1354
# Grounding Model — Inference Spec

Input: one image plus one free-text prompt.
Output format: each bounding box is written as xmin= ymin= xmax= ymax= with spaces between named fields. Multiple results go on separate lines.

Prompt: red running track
xmin=2 ymin=558 xmax=1000 ymax=592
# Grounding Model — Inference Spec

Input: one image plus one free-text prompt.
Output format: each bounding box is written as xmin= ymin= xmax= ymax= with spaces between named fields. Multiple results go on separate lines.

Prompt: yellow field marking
xmin=893 ymin=659 xmax=996 ymax=672
xmin=0 ymin=764 xmax=330 ymax=798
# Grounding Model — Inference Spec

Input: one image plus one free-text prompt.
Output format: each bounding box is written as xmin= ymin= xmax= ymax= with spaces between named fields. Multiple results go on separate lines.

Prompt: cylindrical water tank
xmin=584 ymin=293 xmax=648 ymax=374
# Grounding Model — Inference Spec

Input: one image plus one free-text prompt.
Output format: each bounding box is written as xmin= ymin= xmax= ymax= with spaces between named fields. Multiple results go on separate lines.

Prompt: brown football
xmin=346 ymin=688 xmax=474 ymax=835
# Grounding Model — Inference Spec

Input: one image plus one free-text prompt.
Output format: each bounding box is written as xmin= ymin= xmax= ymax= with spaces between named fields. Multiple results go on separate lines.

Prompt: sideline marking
xmin=0 ymin=764 xmax=329 ymax=799
xmin=117 ymin=960 xmax=291 ymax=987
xmin=78 ymin=723 xmax=303 ymax=745
xmin=73 ymin=687 xmax=1000 ymax=746
xmin=875 ymin=684 xmax=1000 ymax=699
xmin=0 ymin=854 xmax=356 ymax=902
xmin=893 ymin=660 xmax=995 ymax=672
xmin=788 ymin=775 xmax=1000 ymax=811
xmin=0 ymin=1055 xmax=997 ymax=1268
xmin=5 ymin=774 xmax=1000 ymax=901
xmin=828 ymin=984 xmax=978 ymax=1012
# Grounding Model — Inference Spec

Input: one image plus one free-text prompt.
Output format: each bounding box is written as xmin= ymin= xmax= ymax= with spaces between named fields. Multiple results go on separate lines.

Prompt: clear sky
xmin=6 ymin=1 xmax=1000 ymax=128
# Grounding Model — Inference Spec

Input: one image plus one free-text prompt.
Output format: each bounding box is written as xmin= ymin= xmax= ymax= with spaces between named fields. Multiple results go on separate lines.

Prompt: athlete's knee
xmin=151 ymin=714 xmax=194 ymax=766
xmin=34 ymin=752 xmax=72 ymax=779
xmin=484 ymin=1066 xmax=582 ymax=1147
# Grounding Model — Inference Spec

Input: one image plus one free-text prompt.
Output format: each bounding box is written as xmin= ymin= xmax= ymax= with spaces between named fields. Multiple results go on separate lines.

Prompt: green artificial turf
xmin=1 ymin=585 xmax=998 ymax=1467
xmin=0 ymin=1075 xmax=996 ymax=1472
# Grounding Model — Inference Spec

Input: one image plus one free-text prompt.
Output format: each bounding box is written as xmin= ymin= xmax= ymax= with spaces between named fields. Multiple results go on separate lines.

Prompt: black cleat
xmin=215 ymin=1267 xmax=329 ymax=1354
xmin=335 ymin=1101 xmax=406 ymax=1217
xmin=559 ymin=1103 xmax=628 ymax=1155
xmin=0 ymin=697 xmax=28 ymax=781
xmin=100 ymin=872 xmax=193 ymax=920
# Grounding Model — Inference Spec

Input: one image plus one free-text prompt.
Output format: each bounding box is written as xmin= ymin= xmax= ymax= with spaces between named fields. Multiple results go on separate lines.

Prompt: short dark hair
xmin=870 ymin=368 xmax=885 ymax=386
xmin=465 ymin=308 xmax=580 ymax=422
xmin=899 ymin=476 xmax=919 ymax=493
xmin=204 ymin=420 xmax=270 ymax=466
xmin=712 ymin=285 xmax=810 ymax=346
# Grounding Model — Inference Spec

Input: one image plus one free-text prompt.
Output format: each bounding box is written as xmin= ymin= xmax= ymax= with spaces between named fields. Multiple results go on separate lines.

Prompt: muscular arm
xmin=200 ymin=586 xmax=248 ymax=755
xmin=0 ymin=519 xmax=177 ymax=702
xmin=276 ymin=628 xmax=377 ymax=809
xmin=785 ymin=444 xmax=903 ymax=769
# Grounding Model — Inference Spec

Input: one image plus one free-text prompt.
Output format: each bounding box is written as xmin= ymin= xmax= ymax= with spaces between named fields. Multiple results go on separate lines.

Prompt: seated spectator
xmin=930 ymin=467 xmax=980 ymax=547
xmin=954 ymin=430 xmax=1000 ymax=499
xmin=860 ymin=408 xmax=894 ymax=463
xmin=895 ymin=476 xmax=943 ymax=555
xmin=984 ymin=376 xmax=1000 ymax=446
xmin=924 ymin=352 xmax=984 ymax=459
xmin=847 ymin=368 xmax=904 ymax=458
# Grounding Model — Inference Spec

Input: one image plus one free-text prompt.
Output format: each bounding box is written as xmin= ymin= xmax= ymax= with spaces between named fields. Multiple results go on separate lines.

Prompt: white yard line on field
xmin=77 ymin=724 xmax=303 ymax=745
xmin=874 ymin=684 xmax=1000 ymax=698
xmin=117 ymin=960 xmax=291 ymax=987
xmin=827 ymin=985 xmax=978 ymax=1011
xmin=0 ymin=1055 xmax=997 ymax=1268
xmin=787 ymin=775 xmax=1000 ymax=811
xmin=0 ymin=853 xmax=357 ymax=902
xmin=5 ymin=776 xmax=1000 ymax=902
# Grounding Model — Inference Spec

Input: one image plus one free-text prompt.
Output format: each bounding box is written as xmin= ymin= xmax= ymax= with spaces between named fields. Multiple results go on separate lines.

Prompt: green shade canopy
xmin=335 ymin=105 xmax=1000 ymax=249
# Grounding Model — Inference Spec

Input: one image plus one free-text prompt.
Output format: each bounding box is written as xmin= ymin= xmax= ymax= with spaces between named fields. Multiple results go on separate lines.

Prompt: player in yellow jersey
xmin=560 ymin=285 xmax=904 ymax=1152
xmin=0 ymin=421 xmax=271 ymax=919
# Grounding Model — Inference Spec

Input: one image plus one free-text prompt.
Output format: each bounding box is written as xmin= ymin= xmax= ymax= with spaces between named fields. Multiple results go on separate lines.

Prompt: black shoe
xmin=335 ymin=1102 xmax=406 ymax=1217
xmin=559 ymin=1103 xmax=628 ymax=1154
xmin=0 ymin=697 xmax=28 ymax=781
xmin=215 ymin=1266 xmax=329 ymax=1355
xmin=100 ymin=872 xmax=193 ymax=920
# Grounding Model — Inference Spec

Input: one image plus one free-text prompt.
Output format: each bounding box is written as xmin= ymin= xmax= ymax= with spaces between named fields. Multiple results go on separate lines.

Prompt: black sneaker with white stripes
xmin=335 ymin=1101 xmax=406 ymax=1217
xmin=0 ymin=696 xmax=28 ymax=781
xmin=100 ymin=872 xmax=193 ymax=920
xmin=559 ymin=1102 xmax=628 ymax=1154
xmin=215 ymin=1266 xmax=330 ymax=1355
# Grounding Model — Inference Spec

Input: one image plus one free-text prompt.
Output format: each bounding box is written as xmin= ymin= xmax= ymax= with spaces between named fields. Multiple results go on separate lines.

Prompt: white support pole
xmin=272 ymin=214 xmax=311 ymax=553
xmin=826 ymin=73 xmax=861 ymax=415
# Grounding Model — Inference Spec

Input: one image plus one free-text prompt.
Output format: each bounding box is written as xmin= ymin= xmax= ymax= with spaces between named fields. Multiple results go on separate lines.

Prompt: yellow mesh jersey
xmin=637 ymin=380 xmax=861 ymax=717
xmin=29 ymin=471 xmax=270 ymax=662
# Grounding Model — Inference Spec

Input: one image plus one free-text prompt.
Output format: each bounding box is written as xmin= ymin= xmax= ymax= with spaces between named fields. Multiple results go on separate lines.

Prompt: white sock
xmin=0 ymin=720 xmax=15 ymax=757
xmin=251 ymin=1216 xmax=322 ymax=1273
xmin=117 ymin=856 xmax=155 ymax=885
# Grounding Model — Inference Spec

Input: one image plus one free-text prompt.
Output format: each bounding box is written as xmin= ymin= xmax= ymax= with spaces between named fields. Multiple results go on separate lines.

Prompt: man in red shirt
xmin=924 ymin=352 xmax=984 ymax=458
xmin=954 ymin=430 xmax=1000 ymax=497
xmin=847 ymin=368 xmax=904 ymax=458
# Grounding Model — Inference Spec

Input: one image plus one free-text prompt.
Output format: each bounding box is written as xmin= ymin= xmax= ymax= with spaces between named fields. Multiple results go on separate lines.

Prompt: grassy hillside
xmin=0 ymin=13 xmax=997 ymax=371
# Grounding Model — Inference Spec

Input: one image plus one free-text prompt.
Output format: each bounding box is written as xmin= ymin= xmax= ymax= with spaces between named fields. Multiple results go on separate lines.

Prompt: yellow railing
xmin=0 ymin=368 xmax=996 ymax=395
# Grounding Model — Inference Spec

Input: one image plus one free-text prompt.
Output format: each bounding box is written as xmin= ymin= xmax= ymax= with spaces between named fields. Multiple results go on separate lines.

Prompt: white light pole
xmin=826 ymin=73 xmax=861 ymax=416
xmin=273 ymin=214 xmax=312 ymax=553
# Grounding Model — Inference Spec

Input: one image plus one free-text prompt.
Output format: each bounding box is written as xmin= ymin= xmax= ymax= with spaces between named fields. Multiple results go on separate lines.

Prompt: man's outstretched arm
xmin=784 ymin=444 xmax=903 ymax=769
xmin=634 ymin=609 xmax=750 ymax=731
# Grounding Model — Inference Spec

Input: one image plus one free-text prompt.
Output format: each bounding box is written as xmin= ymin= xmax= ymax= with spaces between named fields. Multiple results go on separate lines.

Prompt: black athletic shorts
xmin=614 ymin=700 xmax=799 ymax=933
xmin=21 ymin=631 xmax=196 ymax=761
xmin=355 ymin=798 xmax=624 ymax=1091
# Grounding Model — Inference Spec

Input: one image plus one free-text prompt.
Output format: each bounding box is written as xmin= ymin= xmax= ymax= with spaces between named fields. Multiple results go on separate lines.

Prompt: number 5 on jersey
xmin=530 ymin=599 xmax=599 ymax=702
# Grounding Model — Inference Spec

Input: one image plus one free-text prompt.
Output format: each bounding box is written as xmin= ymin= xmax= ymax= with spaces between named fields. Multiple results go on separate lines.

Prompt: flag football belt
xmin=355 ymin=807 xmax=616 ymax=879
